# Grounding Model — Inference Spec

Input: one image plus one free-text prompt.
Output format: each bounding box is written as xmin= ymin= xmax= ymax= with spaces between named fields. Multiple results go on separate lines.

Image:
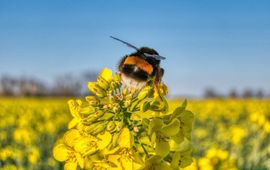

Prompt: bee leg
xmin=160 ymin=68 xmax=164 ymax=78
xmin=154 ymin=81 xmax=163 ymax=99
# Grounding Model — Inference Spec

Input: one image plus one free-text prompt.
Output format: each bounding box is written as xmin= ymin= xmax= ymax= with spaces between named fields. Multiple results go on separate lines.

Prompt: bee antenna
xmin=110 ymin=36 xmax=139 ymax=51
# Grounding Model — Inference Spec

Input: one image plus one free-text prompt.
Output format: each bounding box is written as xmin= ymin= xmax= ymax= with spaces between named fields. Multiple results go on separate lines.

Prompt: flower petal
xmin=100 ymin=68 xmax=112 ymax=81
xmin=64 ymin=129 xmax=81 ymax=147
xmin=97 ymin=131 xmax=112 ymax=150
xmin=75 ymin=153 xmax=84 ymax=169
xmin=118 ymin=128 xmax=133 ymax=148
xmin=68 ymin=118 xmax=79 ymax=129
xmin=53 ymin=144 xmax=70 ymax=162
xmin=74 ymin=137 xmax=98 ymax=155
xmin=120 ymin=157 xmax=133 ymax=170
xmin=64 ymin=161 xmax=77 ymax=170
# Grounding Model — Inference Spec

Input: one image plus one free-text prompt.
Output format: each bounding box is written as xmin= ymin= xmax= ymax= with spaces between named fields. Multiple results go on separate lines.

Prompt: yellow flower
xmin=0 ymin=147 xmax=13 ymax=161
xmin=13 ymin=128 xmax=35 ymax=145
xmin=100 ymin=68 xmax=113 ymax=81
xmin=198 ymin=147 xmax=236 ymax=170
xmin=206 ymin=148 xmax=229 ymax=160
xmin=53 ymin=143 xmax=71 ymax=162
xmin=229 ymin=126 xmax=247 ymax=145
xmin=117 ymin=128 xmax=133 ymax=148
xmin=103 ymin=128 xmax=143 ymax=169
xmin=198 ymin=157 xmax=213 ymax=170
xmin=194 ymin=128 xmax=208 ymax=139
xmin=74 ymin=131 xmax=112 ymax=156
xmin=28 ymin=147 xmax=40 ymax=165
xmin=53 ymin=130 xmax=86 ymax=170
xmin=53 ymin=129 xmax=113 ymax=170
xmin=263 ymin=122 xmax=270 ymax=133
xmin=63 ymin=129 xmax=82 ymax=147
xmin=53 ymin=143 xmax=84 ymax=170
xmin=97 ymin=131 xmax=112 ymax=150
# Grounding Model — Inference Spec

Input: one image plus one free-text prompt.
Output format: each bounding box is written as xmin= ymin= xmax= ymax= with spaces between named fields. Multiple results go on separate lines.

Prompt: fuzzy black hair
xmin=129 ymin=47 xmax=159 ymax=57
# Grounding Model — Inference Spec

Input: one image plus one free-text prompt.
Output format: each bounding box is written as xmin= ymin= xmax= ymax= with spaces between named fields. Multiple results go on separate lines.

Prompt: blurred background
xmin=1 ymin=1 xmax=270 ymax=170
xmin=1 ymin=0 xmax=270 ymax=98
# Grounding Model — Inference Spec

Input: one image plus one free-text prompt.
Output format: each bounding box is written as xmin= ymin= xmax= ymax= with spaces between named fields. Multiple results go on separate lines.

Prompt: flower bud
xmin=85 ymin=96 xmax=99 ymax=106
xmin=106 ymin=121 xmax=116 ymax=132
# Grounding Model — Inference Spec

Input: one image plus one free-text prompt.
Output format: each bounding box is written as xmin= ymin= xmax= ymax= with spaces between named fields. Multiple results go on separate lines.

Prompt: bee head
xmin=110 ymin=36 xmax=166 ymax=62
xmin=129 ymin=47 xmax=160 ymax=65
xmin=139 ymin=47 xmax=159 ymax=56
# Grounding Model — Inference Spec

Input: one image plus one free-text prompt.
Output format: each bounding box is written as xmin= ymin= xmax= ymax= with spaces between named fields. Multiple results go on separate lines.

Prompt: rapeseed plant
xmin=53 ymin=68 xmax=194 ymax=170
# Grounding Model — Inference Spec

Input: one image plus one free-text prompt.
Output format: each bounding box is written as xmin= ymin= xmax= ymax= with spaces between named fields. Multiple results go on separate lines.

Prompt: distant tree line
xmin=0 ymin=73 xmax=269 ymax=98
xmin=0 ymin=71 xmax=98 ymax=97
xmin=204 ymin=88 xmax=267 ymax=99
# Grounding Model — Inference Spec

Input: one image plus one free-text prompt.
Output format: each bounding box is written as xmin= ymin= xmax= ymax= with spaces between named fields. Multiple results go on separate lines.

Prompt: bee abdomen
xmin=121 ymin=64 xmax=148 ymax=81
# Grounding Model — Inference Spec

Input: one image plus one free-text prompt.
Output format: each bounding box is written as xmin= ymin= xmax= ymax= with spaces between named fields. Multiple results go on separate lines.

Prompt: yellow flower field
xmin=0 ymin=98 xmax=270 ymax=169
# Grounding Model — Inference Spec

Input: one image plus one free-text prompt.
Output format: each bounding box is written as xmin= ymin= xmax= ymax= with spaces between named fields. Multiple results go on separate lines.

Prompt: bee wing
xmin=110 ymin=36 xmax=139 ymax=51
xmin=143 ymin=53 xmax=166 ymax=60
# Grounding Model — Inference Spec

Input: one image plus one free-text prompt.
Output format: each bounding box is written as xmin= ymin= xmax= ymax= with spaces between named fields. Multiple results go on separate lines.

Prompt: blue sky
xmin=0 ymin=0 xmax=270 ymax=96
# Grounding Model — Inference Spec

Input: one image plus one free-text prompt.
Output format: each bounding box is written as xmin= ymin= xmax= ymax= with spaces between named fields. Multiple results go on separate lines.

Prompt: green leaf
xmin=181 ymin=99 xmax=187 ymax=108
xmin=150 ymin=96 xmax=169 ymax=112
xmin=179 ymin=155 xmax=193 ymax=168
xmin=142 ymin=101 xmax=151 ymax=112
xmin=148 ymin=118 xmax=163 ymax=135
xmin=170 ymin=103 xmax=186 ymax=120
xmin=156 ymin=140 xmax=170 ymax=158
xmin=179 ymin=110 xmax=194 ymax=126
xmin=137 ymin=86 xmax=151 ymax=100
xmin=170 ymin=146 xmax=193 ymax=168
xmin=150 ymin=100 xmax=162 ymax=111
xmin=160 ymin=119 xmax=180 ymax=137
xmin=178 ymin=110 xmax=194 ymax=139
xmin=158 ymin=83 xmax=169 ymax=96
xmin=171 ymin=130 xmax=184 ymax=144
xmin=169 ymin=138 xmax=192 ymax=152
xmin=142 ymin=118 xmax=150 ymax=127
xmin=151 ymin=132 xmax=157 ymax=146
xmin=155 ymin=161 xmax=173 ymax=170
xmin=170 ymin=152 xmax=180 ymax=169
xmin=141 ymin=156 xmax=163 ymax=170
xmin=178 ymin=147 xmax=193 ymax=168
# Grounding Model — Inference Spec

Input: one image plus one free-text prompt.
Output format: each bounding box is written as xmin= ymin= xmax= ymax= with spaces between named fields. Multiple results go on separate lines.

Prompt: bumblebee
xmin=110 ymin=36 xmax=165 ymax=90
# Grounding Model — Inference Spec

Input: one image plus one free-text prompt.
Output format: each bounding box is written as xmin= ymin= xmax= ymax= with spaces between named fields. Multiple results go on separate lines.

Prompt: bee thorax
xmin=121 ymin=74 xmax=147 ymax=90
